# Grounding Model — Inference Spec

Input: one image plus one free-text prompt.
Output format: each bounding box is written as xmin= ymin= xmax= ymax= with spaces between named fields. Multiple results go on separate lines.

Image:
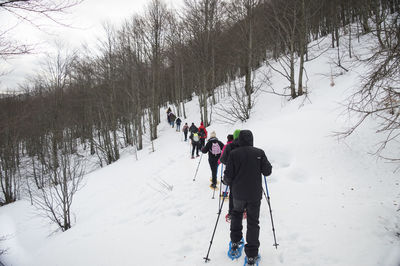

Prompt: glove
xmin=222 ymin=178 xmax=229 ymax=186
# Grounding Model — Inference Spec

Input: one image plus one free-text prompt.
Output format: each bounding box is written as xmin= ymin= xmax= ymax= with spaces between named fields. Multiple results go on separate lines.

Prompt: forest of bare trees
xmin=0 ymin=0 xmax=399 ymax=231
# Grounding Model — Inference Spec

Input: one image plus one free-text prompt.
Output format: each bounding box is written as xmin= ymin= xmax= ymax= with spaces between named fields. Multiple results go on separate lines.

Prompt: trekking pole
xmin=193 ymin=153 xmax=203 ymax=181
xmin=218 ymin=164 xmax=224 ymax=208
xmin=263 ymin=175 xmax=279 ymax=249
xmin=204 ymin=185 xmax=229 ymax=263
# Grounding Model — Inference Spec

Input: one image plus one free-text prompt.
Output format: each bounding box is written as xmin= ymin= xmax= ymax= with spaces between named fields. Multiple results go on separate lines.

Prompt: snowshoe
xmin=227 ymin=238 xmax=244 ymax=260
xmin=244 ymin=255 xmax=260 ymax=266
xmin=209 ymin=179 xmax=219 ymax=185
xmin=210 ymin=183 xmax=218 ymax=190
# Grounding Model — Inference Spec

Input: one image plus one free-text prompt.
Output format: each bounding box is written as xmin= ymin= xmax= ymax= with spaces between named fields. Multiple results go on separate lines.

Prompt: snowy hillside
xmin=0 ymin=33 xmax=399 ymax=266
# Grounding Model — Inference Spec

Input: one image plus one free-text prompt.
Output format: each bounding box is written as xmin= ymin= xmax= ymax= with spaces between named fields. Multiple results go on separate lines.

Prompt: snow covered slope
xmin=0 ymin=33 xmax=399 ymax=266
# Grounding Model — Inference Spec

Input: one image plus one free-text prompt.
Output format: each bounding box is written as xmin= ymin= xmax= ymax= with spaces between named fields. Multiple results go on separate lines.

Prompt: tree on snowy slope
xmin=0 ymin=0 xmax=81 ymax=59
xmin=226 ymin=0 xmax=261 ymax=109
xmin=29 ymin=148 xmax=85 ymax=231
xmin=262 ymin=0 xmax=319 ymax=99
xmin=343 ymin=12 xmax=400 ymax=166
xmin=144 ymin=0 xmax=170 ymax=139
xmin=184 ymin=0 xmax=225 ymax=126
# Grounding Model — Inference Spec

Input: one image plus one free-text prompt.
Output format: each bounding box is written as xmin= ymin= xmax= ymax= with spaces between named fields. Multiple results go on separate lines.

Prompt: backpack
xmin=211 ymin=142 xmax=221 ymax=155
xmin=193 ymin=133 xmax=199 ymax=142
xmin=198 ymin=128 xmax=205 ymax=138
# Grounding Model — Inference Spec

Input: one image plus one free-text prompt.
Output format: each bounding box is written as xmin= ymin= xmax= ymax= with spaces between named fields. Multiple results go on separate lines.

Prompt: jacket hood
xmin=200 ymin=122 xmax=204 ymax=126
xmin=238 ymin=130 xmax=253 ymax=147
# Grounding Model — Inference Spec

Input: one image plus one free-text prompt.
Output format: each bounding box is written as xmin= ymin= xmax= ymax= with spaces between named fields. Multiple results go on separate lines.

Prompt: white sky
xmin=0 ymin=0 xmax=183 ymax=92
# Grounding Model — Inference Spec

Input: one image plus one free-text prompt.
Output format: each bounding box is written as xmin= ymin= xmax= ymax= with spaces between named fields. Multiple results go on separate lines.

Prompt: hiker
xmin=218 ymin=134 xmax=233 ymax=165
xmin=201 ymin=131 xmax=224 ymax=188
xmin=182 ymin=123 xmax=189 ymax=141
xmin=223 ymin=130 xmax=272 ymax=265
xmin=166 ymin=107 xmax=172 ymax=123
xmin=220 ymin=130 xmax=241 ymax=222
xmin=220 ymin=129 xmax=240 ymax=165
xmin=169 ymin=113 xmax=176 ymax=127
xmin=189 ymin=122 xmax=197 ymax=133
xmin=189 ymin=127 xmax=201 ymax=158
xmin=198 ymin=121 xmax=208 ymax=148
xmin=176 ymin=117 xmax=182 ymax=131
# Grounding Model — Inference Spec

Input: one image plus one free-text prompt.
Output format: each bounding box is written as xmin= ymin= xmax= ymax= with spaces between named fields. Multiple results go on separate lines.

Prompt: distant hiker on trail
xmin=198 ymin=121 xmax=208 ymax=148
xmin=182 ymin=123 xmax=189 ymax=141
xmin=189 ymin=122 xmax=197 ymax=133
xmin=169 ymin=112 xmax=176 ymax=127
xmin=201 ymin=131 xmax=224 ymax=188
xmin=189 ymin=126 xmax=201 ymax=158
xmin=166 ymin=107 xmax=171 ymax=124
xmin=176 ymin=117 xmax=182 ymax=131
xmin=223 ymin=130 xmax=272 ymax=265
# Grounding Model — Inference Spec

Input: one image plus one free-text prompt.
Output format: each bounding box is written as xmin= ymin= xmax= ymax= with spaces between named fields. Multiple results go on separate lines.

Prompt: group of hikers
xmin=166 ymin=107 xmax=182 ymax=131
xmin=165 ymin=107 xmax=273 ymax=266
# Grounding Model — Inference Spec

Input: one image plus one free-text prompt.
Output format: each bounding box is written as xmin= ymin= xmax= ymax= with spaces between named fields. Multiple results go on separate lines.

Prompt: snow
xmin=0 ymin=33 xmax=399 ymax=266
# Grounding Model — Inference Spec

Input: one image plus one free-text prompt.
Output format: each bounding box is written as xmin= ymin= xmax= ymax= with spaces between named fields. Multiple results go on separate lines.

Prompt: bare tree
xmin=144 ymin=0 xmax=170 ymax=140
xmin=340 ymin=13 xmax=400 ymax=166
xmin=29 ymin=151 xmax=85 ymax=231
xmin=184 ymin=0 xmax=224 ymax=126
xmin=0 ymin=0 xmax=81 ymax=59
xmin=226 ymin=0 xmax=261 ymax=110
xmin=215 ymin=73 xmax=262 ymax=124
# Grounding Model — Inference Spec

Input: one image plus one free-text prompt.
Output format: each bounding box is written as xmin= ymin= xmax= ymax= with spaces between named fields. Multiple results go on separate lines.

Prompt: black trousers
xmin=208 ymin=158 xmax=218 ymax=185
xmin=200 ymin=138 xmax=205 ymax=147
xmin=191 ymin=142 xmax=200 ymax=156
xmin=230 ymin=199 xmax=261 ymax=258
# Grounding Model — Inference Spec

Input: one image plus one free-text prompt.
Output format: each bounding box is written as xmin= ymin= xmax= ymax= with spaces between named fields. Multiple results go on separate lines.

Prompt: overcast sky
xmin=0 ymin=0 xmax=183 ymax=92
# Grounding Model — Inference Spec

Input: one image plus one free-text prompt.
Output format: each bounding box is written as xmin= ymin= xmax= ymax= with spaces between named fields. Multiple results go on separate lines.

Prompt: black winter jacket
xmin=189 ymin=124 xmax=197 ymax=133
xmin=201 ymin=137 xmax=224 ymax=161
xmin=223 ymin=130 xmax=272 ymax=201
xmin=219 ymin=139 xmax=240 ymax=165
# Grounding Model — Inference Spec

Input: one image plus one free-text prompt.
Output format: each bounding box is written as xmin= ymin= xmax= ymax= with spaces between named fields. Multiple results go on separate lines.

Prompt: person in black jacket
xmin=189 ymin=122 xmax=197 ymax=133
xmin=175 ymin=117 xmax=182 ymax=131
xmin=182 ymin=123 xmax=189 ymax=141
xmin=201 ymin=131 xmax=224 ymax=188
xmin=223 ymin=130 xmax=272 ymax=265
xmin=219 ymin=129 xmax=240 ymax=165
xmin=189 ymin=127 xmax=201 ymax=158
